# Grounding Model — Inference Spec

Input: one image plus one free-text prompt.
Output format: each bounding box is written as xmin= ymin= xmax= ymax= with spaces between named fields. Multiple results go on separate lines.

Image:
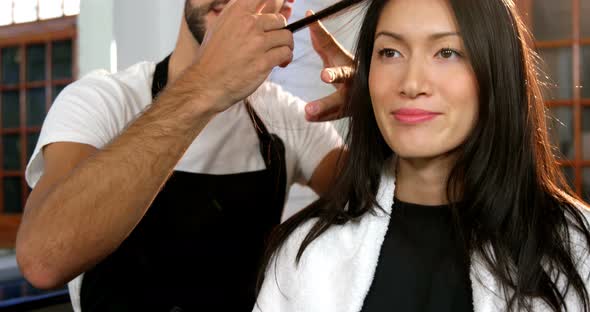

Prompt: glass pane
xmin=39 ymin=0 xmax=63 ymax=20
xmin=0 ymin=0 xmax=12 ymax=26
xmin=27 ymin=88 xmax=46 ymax=127
xmin=27 ymin=133 xmax=39 ymax=161
xmin=14 ymin=0 xmax=37 ymax=24
xmin=1 ymin=47 xmax=20 ymax=85
xmin=533 ymin=0 xmax=571 ymax=41
xmin=584 ymin=168 xmax=590 ymax=203
xmin=52 ymin=40 xmax=72 ymax=80
xmin=538 ymin=48 xmax=573 ymax=100
xmin=548 ymin=106 xmax=574 ymax=159
xmin=2 ymin=91 xmax=20 ymax=129
xmin=562 ymin=166 xmax=575 ymax=189
xmin=583 ymin=0 xmax=590 ymax=38
xmin=0 ymin=280 xmax=68 ymax=301
xmin=584 ymin=108 xmax=590 ymax=159
xmin=53 ymin=85 xmax=66 ymax=101
xmin=3 ymin=135 xmax=21 ymax=170
xmin=0 ymin=278 xmax=24 ymax=300
xmin=27 ymin=45 xmax=46 ymax=82
xmin=583 ymin=45 xmax=590 ymax=99
xmin=3 ymin=178 xmax=22 ymax=214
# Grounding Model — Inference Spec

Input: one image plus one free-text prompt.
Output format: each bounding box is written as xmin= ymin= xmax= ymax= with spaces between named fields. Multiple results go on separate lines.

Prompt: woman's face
xmin=369 ymin=0 xmax=479 ymax=160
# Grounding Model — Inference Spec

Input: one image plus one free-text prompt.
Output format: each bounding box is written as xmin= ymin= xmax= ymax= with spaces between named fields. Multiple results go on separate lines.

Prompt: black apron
xmin=80 ymin=56 xmax=287 ymax=312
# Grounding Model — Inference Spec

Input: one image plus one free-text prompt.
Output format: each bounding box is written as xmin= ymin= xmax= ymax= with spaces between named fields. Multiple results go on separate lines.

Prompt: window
xmin=0 ymin=0 xmax=80 ymax=26
xmin=517 ymin=0 xmax=589 ymax=200
xmin=0 ymin=14 xmax=76 ymax=247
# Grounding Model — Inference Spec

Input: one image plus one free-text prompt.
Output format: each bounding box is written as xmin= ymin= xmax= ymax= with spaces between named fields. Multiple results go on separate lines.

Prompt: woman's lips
xmin=392 ymin=108 xmax=441 ymax=124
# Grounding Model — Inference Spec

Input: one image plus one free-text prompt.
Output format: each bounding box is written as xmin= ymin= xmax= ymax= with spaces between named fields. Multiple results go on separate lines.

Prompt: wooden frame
xmin=572 ymin=0 xmax=582 ymax=193
xmin=0 ymin=16 xmax=76 ymax=247
xmin=518 ymin=0 xmax=588 ymax=195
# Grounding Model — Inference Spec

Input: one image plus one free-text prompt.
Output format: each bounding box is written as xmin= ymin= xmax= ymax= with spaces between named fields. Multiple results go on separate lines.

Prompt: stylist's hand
xmin=187 ymin=0 xmax=294 ymax=114
xmin=305 ymin=10 xmax=354 ymax=122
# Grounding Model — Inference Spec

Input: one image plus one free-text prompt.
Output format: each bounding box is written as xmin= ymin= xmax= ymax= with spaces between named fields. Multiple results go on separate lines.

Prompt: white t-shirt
xmin=25 ymin=61 xmax=342 ymax=312
xmin=26 ymin=61 xmax=341 ymax=192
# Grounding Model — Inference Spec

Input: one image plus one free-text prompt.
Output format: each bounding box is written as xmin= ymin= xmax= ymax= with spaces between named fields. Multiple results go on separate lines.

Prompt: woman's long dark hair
xmin=259 ymin=0 xmax=590 ymax=310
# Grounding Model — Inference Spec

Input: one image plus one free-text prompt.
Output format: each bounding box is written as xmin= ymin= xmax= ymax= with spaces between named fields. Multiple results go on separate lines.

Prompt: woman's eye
xmin=378 ymin=48 xmax=401 ymax=58
xmin=437 ymin=48 xmax=461 ymax=59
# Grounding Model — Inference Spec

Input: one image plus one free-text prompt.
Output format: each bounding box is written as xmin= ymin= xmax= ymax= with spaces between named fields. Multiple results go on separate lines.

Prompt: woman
xmin=254 ymin=0 xmax=590 ymax=311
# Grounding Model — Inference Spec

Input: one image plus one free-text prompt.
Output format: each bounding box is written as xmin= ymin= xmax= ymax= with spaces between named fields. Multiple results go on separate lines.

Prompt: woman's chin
xmin=390 ymin=146 xmax=448 ymax=161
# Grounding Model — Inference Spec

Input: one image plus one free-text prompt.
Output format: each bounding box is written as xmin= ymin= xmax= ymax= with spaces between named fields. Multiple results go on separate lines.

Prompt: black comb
xmin=284 ymin=0 xmax=365 ymax=33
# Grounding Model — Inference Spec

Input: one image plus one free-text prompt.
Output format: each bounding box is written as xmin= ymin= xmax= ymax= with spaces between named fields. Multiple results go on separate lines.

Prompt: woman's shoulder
xmin=257 ymin=209 xmax=391 ymax=311
xmin=283 ymin=165 xmax=396 ymax=264
xmin=570 ymin=201 xmax=590 ymax=250
xmin=276 ymin=209 xmax=390 ymax=283
xmin=550 ymin=200 xmax=590 ymax=310
xmin=279 ymin=217 xmax=355 ymax=263
xmin=560 ymin=199 xmax=590 ymax=288
xmin=568 ymin=199 xmax=590 ymax=243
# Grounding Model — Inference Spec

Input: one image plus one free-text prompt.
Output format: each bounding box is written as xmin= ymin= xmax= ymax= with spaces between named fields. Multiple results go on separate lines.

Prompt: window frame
xmin=0 ymin=16 xmax=76 ymax=247
xmin=517 ymin=0 xmax=588 ymax=195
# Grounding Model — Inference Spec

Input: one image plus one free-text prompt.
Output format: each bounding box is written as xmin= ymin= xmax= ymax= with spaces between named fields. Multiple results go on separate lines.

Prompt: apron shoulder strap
xmin=244 ymin=99 xmax=272 ymax=140
xmin=152 ymin=55 xmax=171 ymax=99
xmin=244 ymin=99 xmax=281 ymax=169
xmin=151 ymin=56 xmax=284 ymax=177
xmin=244 ymin=98 xmax=287 ymax=214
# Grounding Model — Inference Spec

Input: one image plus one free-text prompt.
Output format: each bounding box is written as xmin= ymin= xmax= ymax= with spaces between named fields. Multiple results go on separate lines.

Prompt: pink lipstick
xmin=392 ymin=108 xmax=440 ymax=124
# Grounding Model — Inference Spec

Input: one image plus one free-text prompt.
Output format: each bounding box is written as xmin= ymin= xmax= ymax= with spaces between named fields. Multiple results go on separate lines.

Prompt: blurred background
xmin=0 ymin=0 xmax=585 ymax=310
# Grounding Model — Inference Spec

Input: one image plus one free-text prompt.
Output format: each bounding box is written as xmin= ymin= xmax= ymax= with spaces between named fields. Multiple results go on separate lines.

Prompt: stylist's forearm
xmin=17 ymin=77 xmax=219 ymax=288
xmin=17 ymin=1 xmax=293 ymax=288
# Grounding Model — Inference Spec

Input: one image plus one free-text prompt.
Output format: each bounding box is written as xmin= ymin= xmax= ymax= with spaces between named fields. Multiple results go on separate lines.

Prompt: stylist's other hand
xmin=187 ymin=0 xmax=294 ymax=114
xmin=305 ymin=10 xmax=354 ymax=122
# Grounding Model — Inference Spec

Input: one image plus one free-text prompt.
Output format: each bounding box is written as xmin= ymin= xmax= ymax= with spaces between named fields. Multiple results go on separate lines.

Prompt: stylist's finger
xmin=266 ymin=45 xmax=294 ymax=69
xmin=263 ymin=29 xmax=294 ymax=53
xmin=321 ymin=66 xmax=354 ymax=84
xmin=258 ymin=12 xmax=288 ymax=31
xmin=307 ymin=10 xmax=352 ymax=67
xmin=305 ymin=88 xmax=347 ymax=122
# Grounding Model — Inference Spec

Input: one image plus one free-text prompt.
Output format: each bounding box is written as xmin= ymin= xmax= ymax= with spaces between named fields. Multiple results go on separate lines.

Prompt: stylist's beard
xmin=184 ymin=0 xmax=229 ymax=43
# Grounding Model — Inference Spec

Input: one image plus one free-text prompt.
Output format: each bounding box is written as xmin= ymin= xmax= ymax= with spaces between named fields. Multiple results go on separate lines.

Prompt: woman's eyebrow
xmin=375 ymin=31 xmax=461 ymax=42
xmin=430 ymin=32 xmax=461 ymax=40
